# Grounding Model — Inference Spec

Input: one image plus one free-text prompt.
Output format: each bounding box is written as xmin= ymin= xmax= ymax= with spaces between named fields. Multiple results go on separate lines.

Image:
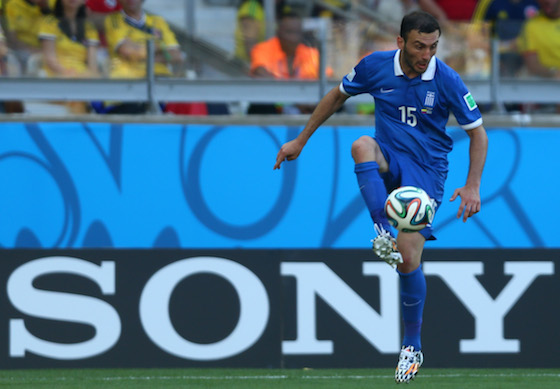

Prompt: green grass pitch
xmin=0 ymin=368 xmax=559 ymax=388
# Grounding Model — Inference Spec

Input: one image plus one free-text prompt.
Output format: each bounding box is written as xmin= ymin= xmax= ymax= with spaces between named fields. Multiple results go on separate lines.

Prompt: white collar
xmin=393 ymin=49 xmax=437 ymax=81
xmin=122 ymin=10 xmax=147 ymax=27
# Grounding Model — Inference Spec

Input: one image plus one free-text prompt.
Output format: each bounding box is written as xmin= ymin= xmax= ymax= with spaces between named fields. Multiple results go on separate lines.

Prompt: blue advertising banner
xmin=0 ymin=122 xmax=557 ymax=248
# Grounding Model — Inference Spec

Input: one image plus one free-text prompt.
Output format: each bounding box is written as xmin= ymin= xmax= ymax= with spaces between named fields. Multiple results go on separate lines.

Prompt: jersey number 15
xmin=398 ymin=106 xmax=417 ymax=127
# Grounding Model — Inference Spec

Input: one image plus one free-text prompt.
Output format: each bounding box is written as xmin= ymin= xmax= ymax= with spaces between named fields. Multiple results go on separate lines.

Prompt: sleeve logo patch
xmin=463 ymin=92 xmax=477 ymax=111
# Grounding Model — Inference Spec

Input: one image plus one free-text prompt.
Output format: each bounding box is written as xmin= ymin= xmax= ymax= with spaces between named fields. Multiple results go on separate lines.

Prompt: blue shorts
xmin=377 ymin=141 xmax=446 ymax=240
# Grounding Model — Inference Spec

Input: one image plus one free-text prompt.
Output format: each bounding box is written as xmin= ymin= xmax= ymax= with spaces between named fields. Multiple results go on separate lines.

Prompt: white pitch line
xmin=1 ymin=372 xmax=560 ymax=383
xmin=99 ymin=375 xmax=291 ymax=381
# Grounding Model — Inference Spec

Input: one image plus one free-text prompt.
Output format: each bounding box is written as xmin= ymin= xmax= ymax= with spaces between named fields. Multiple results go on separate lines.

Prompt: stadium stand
xmin=0 ymin=0 xmax=558 ymax=115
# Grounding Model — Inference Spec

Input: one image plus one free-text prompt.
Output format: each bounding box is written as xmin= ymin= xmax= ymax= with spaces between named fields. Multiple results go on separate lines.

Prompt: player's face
xmin=398 ymin=30 xmax=439 ymax=78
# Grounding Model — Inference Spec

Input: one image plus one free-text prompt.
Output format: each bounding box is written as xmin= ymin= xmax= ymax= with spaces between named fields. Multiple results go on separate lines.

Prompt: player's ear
xmin=397 ymin=36 xmax=405 ymax=50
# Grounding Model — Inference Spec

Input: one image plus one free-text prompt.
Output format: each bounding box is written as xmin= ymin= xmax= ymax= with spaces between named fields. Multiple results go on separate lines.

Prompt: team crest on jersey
xmin=424 ymin=91 xmax=435 ymax=107
xmin=422 ymin=91 xmax=435 ymax=114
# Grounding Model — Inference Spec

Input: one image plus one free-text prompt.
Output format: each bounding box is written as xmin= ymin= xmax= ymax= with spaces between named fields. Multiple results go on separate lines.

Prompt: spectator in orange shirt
xmin=251 ymin=10 xmax=330 ymax=79
xmin=249 ymin=10 xmax=332 ymax=113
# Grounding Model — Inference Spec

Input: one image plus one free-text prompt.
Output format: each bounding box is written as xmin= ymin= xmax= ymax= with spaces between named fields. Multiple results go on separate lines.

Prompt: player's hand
xmin=273 ymin=139 xmax=304 ymax=170
xmin=449 ymin=185 xmax=481 ymax=222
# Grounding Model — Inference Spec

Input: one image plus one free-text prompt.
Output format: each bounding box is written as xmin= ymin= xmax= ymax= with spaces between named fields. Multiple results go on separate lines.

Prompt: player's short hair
xmin=400 ymin=11 xmax=441 ymax=41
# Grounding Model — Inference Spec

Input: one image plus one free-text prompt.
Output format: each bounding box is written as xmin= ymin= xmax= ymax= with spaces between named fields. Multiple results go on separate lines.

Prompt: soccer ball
xmin=384 ymin=186 xmax=435 ymax=232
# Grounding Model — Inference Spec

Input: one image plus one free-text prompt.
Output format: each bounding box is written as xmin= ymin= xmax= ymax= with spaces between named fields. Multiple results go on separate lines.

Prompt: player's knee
xmin=398 ymin=248 xmax=422 ymax=273
xmin=398 ymin=258 xmax=421 ymax=274
xmin=351 ymin=136 xmax=377 ymax=163
xmin=396 ymin=234 xmax=424 ymax=273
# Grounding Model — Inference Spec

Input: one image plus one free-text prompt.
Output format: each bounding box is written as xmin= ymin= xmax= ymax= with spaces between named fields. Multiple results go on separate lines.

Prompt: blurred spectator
xmin=310 ymin=0 xmax=352 ymax=80
xmin=358 ymin=0 xmax=417 ymax=57
xmin=86 ymin=0 xmax=121 ymax=13
xmin=311 ymin=0 xmax=348 ymax=19
xmin=234 ymin=0 xmax=286 ymax=63
xmin=4 ymin=0 xmax=55 ymax=74
xmin=234 ymin=0 xmax=265 ymax=62
xmin=39 ymin=0 xmax=100 ymax=113
xmin=0 ymin=22 xmax=24 ymax=113
xmin=249 ymin=10 xmax=333 ymax=114
xmin=39 ymin=0 xmax=100 ymax=77
xmin=374 ymin=0 xmax=419 ymax=23
xmin=85 ymin=0 xmax=121 ymax=46
xmin=0 ymin=24 xmax=7 ymax=112
xmin=105 ymin=0 xmax=182 ymax=78
xmin=101 ymin=0 xmax=183 ymax=114
xmin=417 ymin=0 xmax=493 ymax=77
xmin=417 ymin=0 xmax=478 ymax=28
xmin=473 ymin=0 xmax=539 ymax=76
xmin=518 ymin=0 xmax=560 ymax=78
xmin=250 ymin=11 xmax=331 ymax=79
xmin=0 ymin=23 xmax=7 ymax=74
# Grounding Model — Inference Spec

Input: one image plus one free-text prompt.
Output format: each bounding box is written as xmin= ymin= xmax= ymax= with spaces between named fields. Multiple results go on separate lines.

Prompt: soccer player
xmin=273 ymin=11 xmax=488 ymax=384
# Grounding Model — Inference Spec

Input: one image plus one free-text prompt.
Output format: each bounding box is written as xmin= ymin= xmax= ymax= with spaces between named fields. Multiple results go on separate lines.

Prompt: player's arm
xmin=274 ymin=85 xmax=349 ymax=169
xmin=450 ymin=125 xmax=488 ymax=222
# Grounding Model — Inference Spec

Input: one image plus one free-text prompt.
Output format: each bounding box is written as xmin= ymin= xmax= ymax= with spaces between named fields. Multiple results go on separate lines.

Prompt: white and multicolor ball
xmin=384 ymin=186 xmax=435 ymax=232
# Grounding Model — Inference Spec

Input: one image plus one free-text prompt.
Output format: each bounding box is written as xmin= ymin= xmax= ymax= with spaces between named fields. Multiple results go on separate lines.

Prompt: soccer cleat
xmin=395 ymin=345 xmax=424 ymax=384
xmin=372 ymin=224 xmax=403 ymax=268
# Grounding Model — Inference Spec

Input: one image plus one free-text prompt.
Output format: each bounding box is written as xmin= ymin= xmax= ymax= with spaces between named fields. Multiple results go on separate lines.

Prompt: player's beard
xmin=401 ymin=46 xmax=428 ymax=77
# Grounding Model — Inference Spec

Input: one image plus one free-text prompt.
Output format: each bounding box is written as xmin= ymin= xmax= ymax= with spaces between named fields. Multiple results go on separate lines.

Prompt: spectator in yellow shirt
xmin=96 ymin=0 xmax=183 ymax=114
xmin=39 ymin=0 xmax=100 ymax=78
xmin=104 ymin=0 xmax=183 ymax=79
xmin=4 ymin=0 xmax=55 ymax=73
xmin=518 ymin=0 xmax=560 ymax=78
xmin=38 ymin=0 xmax=100 ymax=113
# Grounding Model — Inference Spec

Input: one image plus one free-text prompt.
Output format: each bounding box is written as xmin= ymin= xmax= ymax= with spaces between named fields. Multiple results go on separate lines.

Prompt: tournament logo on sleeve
xmin=463 ymin=92 xmax=478 ymax=111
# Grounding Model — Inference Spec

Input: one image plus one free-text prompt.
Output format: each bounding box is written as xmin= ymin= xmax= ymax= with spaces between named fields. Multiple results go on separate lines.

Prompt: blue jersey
xmin=341 ymin=49 xmax=482 ymax=178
